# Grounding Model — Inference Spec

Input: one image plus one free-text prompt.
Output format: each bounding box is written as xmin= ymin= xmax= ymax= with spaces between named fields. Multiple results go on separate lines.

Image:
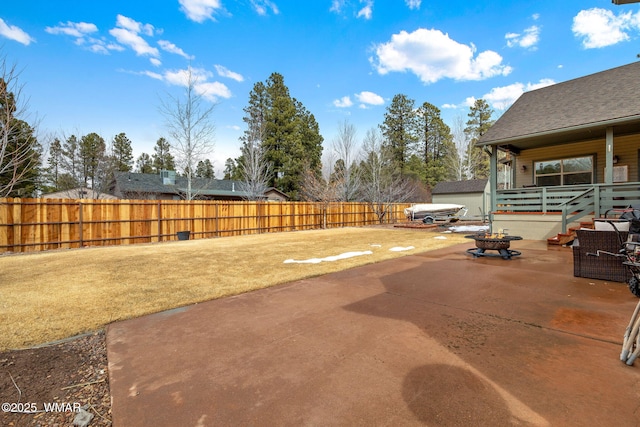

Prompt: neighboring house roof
xmin=43 ymin=187 xmax=117 ymax=199
xmin=113 ymin=172 xmax=249 ymax=198
xmin=432 ymin=179 xmax=488 ymax=195
xmin=112 ymin=172 xmax=289 ymax=200
xmin=478 ymin=61 xmax=640 ymax=150
xmin=264 ymin=187 xmax=289 ymax=200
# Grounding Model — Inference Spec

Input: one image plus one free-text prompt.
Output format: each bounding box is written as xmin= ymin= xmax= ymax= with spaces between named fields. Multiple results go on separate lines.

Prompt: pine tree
xmin=60 ymin=135 xmax=81 ymax=190
xmin=43 ymin=137 xmax=63 ymax=192
xmin=79 ymin=132 xmax=106 ymax=189
xmin=415 ymin=102 xmax=454 ymax=187
xmin=152 ymin=137 xmax=175 ymax=173
xmin=379 ymin=94 xmax=417 ymax=173
xmin=195 ymin=159 xmax=214 ymax=178
xmin=136 ymin=153 xmax=154 ymax=173
xmin=223 ymin=158 xmax=239 ymax=180
xmin=464 ymin=99 xmax=494 ymax=179
xmin=112 ymin=132 xmax=133 ymax=172
xmin=239 ymin=72 xmax=323 ymax=200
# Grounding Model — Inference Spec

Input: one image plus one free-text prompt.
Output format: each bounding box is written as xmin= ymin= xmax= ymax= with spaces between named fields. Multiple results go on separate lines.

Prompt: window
xmin=534 ymin=156 xmax=593 ymax=186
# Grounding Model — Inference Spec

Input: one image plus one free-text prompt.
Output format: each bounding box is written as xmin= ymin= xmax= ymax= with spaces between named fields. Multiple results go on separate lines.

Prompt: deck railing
xmin=496 ymin=182 xmax=640 ymax=232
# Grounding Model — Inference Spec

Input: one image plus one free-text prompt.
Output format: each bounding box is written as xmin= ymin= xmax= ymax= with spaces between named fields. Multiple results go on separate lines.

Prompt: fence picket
xmin=0 ymin=198 xmax=411 ymax=253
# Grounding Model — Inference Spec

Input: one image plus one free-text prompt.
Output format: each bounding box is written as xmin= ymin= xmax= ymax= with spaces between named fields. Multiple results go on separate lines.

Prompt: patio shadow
xmin=403 ymin=363 xmax=514 ymax=426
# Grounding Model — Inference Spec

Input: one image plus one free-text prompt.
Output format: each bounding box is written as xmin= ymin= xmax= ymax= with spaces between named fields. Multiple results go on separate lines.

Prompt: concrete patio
xmin=107 ymin=240 xmax=640 ymax=426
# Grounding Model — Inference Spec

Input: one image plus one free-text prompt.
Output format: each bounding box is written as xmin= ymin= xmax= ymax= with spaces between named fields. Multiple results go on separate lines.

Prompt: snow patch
xmin=389 ymin=246 xmax=415 ymax=252
xmin=433 ymin=236 xmax=447 ymax=240
xmin=449 ymin=225 xmax=489 ymax=233
xmin=284 ymin=251 xmax=373 ymax=264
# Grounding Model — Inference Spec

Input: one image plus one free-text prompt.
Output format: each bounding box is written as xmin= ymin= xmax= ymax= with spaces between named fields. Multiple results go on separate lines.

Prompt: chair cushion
xmin=594 ymin=220 xmax=630 ymax=232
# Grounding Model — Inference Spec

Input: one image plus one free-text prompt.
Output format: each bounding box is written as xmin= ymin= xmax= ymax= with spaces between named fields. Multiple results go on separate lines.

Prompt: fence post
xmin=78 ymin=200 xmax=83 ymax=247
xmin=157 ymin=201 xmax=162 ymax=242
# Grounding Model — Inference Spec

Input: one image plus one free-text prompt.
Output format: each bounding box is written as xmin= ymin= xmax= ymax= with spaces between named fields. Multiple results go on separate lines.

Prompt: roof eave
xmin=477 ymin=115 xmax=640 ymax=149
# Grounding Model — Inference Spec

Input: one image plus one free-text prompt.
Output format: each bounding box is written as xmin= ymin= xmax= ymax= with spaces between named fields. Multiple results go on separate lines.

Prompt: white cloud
xmin=330 ymin=0 xmax=345 ymax=13
xmin=160 ymin=67 xmax=232 ymax=102
xmin=372 ymin=28 xmax=511 ymax=84
xmin=84 ymin=38 xmax=124 ymax=54
xmin=109 ymin=15 xmax=159 ymax=63
xmin=483 ymin=79 xmax=555 ymax=110
xmin=109 ymin=27 xmax=158 ymax=58
xmin=45 ymin=21 xmax=124 ymax=54
xmin=355 ymin=91 xmax=384 ymax=106
xmin=0 ymin=19 xmax=34 ymax=45
xmin=405 ymin=0 xmax=421 ymax=10
xmin=572 ymin=8 xmax=640 ymax=49
xmin=149 ymin=58 xmax=162 ymax=67
xmin=45 ymin=21 xmax=97 ymax=38
xmin=115 ymin=14 xmax=154 ymax=36
xmin=357 ymin=0 xmax=373 ymax=19
xmin=333 ymin=96 xmax=353 ymax=108
xmin=179 ymin=0 xmax=224 ymax=23
xmin=141 ymin=70 xmax=164 ymax=80
xmin=214 ymin=65 xmax=244 ymax=82
xmin=505 ymin=25 xmax=540 ymax=50
xmin=158 ymin=40 xmax=193 ymax=59
xmin=196 ymin=81 xmax=232 ymax=101
xmin=329 ymin=0 xmax=374 ymax=19
xmin=251 ymin=0 xmax=280 ymax=16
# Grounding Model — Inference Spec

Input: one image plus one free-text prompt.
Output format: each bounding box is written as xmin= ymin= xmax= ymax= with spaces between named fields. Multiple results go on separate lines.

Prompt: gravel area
xmin=0 ymin=331 xmax=111 ymax=426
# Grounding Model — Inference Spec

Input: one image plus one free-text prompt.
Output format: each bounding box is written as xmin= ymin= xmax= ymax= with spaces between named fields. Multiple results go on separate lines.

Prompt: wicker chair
xmin=573 ymin=229 xmax=631 ymax=282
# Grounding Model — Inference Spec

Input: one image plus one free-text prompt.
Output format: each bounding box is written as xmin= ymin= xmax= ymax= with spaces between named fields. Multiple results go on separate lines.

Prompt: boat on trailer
xmin=404 ymin=203 xmax=466 ymax=224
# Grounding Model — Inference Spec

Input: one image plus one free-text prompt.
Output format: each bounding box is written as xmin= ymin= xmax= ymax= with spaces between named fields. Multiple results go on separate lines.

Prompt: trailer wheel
xmin=629 ymin=277 xmax=640 ymax=298
xmin=423 ymin=217 xmax=434 ymax=224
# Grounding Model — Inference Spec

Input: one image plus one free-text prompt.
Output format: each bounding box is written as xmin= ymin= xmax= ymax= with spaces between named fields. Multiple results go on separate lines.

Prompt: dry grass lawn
xmin=0 ymin=227 xmax=468 ymax=351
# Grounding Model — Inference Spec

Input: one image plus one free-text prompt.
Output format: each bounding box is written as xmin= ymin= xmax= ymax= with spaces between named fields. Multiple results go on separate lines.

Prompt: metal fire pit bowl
xmin=465 ymin=233 xmax=523 ymax=260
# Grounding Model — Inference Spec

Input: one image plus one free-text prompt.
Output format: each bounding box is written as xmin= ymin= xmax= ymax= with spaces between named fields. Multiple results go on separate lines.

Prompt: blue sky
xmin=2 ymin=0 xmax=640 ymax=177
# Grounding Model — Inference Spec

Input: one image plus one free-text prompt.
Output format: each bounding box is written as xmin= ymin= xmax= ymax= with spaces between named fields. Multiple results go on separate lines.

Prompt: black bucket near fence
xmin=177 ymin=231 xmax=191 ymax=241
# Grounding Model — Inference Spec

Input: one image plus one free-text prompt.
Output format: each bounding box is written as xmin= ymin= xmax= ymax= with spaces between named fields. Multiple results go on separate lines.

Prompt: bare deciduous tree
xmin=330 ymin=119 xmax=361 ymax=201
xmin=447 ymin=115 xmax=468 ymax=181
xmin=0 ymin=54 xmax=41 ymax=197
xmin=159 ymin=67 xmax=216 ymax=200
xmin=300 ymin=164 xmax=340 ymax=229
xmin=239 ymin=130 xmax=272 ymax=201
xmin=360 ymin=128 xmax=415 ymax=223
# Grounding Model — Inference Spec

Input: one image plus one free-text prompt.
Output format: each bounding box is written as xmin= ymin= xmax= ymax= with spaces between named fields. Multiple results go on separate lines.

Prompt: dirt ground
xmin=0 ymin=331 xmax=111 ymax=426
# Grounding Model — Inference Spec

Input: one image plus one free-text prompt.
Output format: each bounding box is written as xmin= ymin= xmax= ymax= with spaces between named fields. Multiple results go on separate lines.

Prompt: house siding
xmin=432 ymin=193 xmax=487 ymax=219
xmin=513 ymin=133 xmax=640 ymax=187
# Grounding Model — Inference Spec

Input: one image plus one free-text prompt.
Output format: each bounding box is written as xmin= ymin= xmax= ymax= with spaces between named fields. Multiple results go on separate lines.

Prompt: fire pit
xmin=465 ymin=232 xmax=523 ymax=259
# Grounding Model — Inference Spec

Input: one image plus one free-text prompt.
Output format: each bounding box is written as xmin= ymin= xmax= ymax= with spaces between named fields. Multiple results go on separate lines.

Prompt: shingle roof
xmin=478 ymin=61 xmax=640 ymax=147
xmin=432 ymin=179 xmax=488 ymax=195
xmin=114 ymin=172 xmax=249 ymax=197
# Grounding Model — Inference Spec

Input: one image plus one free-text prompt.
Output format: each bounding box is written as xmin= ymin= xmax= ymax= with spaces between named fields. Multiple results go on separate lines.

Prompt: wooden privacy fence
xmin=0 ymin=198 xmax=411 ymax=253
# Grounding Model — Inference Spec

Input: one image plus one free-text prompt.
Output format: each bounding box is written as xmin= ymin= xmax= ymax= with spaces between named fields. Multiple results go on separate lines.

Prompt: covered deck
xmin=476 ymin=61 xmax=640 ymax=240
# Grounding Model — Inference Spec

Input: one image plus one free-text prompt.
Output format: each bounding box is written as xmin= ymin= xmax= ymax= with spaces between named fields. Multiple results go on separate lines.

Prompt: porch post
xmin=489 ymin=145 xmax=497 ymax=225
xmin=605 ymin=127 xmax=614 ymax=184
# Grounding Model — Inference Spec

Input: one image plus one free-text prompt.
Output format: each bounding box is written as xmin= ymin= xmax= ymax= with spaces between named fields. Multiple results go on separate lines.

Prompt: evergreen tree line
xmin=224 ymin=75 xmax=495 ymax=205
xmin=2 ymin=51 xmax=495 ymax=202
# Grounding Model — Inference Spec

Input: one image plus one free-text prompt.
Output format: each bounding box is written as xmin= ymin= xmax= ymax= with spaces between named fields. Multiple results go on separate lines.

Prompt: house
xmin=431 ymin=179 xmax=489 ymax=221
xmin=476 ymin=61 xmax=640 ymax=239
xmin=111 ymin=171 xmax=289 ymax=201
xmin=42 ymin=187 xmax=118 ymax=200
